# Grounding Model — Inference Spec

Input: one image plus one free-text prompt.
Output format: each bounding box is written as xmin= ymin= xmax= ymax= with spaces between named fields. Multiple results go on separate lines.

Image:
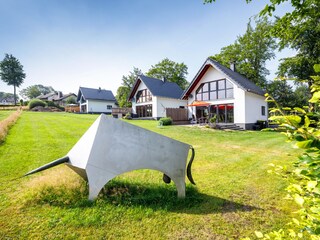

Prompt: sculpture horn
xmin=24 ymin=156 xmax=69 ymax=177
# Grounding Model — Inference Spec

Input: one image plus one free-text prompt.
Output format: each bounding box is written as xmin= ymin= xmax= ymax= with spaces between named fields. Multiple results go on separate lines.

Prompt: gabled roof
xmin=37 ymin=92 xmax=57 ymax=99
xmin=128 ymin=75 xmax=184 ymax=101
xmin=77 ymin=87 xmax=116 ymax=102
xmin=182 ymin=58 xmax=265 ymax=99
xmin=56 ymin=93 xmax=77 ymax=101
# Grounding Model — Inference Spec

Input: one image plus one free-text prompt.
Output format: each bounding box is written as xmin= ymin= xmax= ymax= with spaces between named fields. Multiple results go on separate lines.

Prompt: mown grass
xmin=0 ymin=110 xmax=14 ymax=121
xmin=0 ymin=112 xmax=302 ymax=239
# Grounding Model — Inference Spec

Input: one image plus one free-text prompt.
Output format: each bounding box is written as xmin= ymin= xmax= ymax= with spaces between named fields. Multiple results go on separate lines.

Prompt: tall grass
xmin=0 ymin=110 xmax=21 ymax=143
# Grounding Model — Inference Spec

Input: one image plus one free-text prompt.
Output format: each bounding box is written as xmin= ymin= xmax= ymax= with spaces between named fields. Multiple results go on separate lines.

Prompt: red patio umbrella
xmin=187 ymin=100 xmax=210 ymax=107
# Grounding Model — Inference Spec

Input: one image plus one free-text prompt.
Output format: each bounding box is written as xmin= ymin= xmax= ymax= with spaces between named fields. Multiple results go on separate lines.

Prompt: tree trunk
xmin=14 ymin=84 xmax=16 ymax=105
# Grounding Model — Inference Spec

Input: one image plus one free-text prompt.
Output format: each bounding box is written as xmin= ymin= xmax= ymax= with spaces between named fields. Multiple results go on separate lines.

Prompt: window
xmin=136 ymin=89 xmax=152 ymax=103
xmin=261 ymin=106 xmax=266 ymax=116
xmin=107 ymin=105 xmax=112 ymax=110
xmin=136 ymin=104 xmax=152 ymax=117
xmin=195 ymin=79 xmax=233 ymax=101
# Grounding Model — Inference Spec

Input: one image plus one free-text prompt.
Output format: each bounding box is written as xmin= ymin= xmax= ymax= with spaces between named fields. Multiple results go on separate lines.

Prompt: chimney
xmin=230 ymin=62 xmax=236 ymax=72
xmin=98 ymin=87 xmax=101 ymax=92
xmin=163 ymin=77 xmax=167 ymax=82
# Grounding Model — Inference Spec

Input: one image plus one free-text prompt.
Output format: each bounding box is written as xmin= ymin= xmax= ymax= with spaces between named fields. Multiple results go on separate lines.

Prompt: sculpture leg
xmin=173 ymin=177 xmax=186 ymax=198
xmin=87 ymin=166 xmax=116 ymax=201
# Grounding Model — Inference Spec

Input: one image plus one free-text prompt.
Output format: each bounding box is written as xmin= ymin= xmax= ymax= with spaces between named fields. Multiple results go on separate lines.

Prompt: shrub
xmin=28 ymin=99 xmax=46 ymax=109
xmin=123 ymin=112 xmax=132 ymax=120
xmin=159 ymin=117 xmax=172 ymax=126
xmin=45 ymin=101 xmax=56 ymax=107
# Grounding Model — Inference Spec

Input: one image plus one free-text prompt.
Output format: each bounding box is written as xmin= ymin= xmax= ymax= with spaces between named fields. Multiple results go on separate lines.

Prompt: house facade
xmin=0 ymin=96 xmax=15 ymax=105
xmin=77 ymin=87 xmax=117 ymax=114
xmin=182 ymin=58 xmax=268 ymax=129
xmin=55 ymin=93 xmax=77 ymax=106
xmin=128 ymin=75 xmax=187 ymax=119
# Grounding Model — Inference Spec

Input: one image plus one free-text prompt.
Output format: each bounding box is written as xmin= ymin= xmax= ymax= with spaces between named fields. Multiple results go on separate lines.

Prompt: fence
xmin=166 ymin=108 xmax=188 ymax=121
xmin=65 ymin=105 xmax=80 ymax=113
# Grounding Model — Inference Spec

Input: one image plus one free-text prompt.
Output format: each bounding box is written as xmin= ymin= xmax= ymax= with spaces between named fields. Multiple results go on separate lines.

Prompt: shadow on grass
xmin=29 ymin=179 xmax=260 ymax=215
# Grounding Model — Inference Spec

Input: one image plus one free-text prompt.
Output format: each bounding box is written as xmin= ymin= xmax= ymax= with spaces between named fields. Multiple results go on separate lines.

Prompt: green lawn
xmin=0 ymin=110 xmax=14 ymax=121
xmin=0 ymin=112 xmax=301 ymax=239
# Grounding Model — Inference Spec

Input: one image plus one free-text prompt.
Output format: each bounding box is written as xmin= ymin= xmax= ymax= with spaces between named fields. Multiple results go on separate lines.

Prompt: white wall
xmin=233 ymin=84 xmax=246 ymax=124
xmin=87 ymin=100 xmax=117 ymax=113
xmin=245 ymin=92 xmax=268 ymax=123
xmin=155 ymin=97 xmax=187 ymax=118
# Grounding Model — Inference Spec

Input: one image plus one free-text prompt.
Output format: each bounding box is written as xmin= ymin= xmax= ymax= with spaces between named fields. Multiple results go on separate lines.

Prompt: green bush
xmin=28 ymin=99 xmax=46 ymax=109
xmin=45 ymin=101 xmax=56 ymax=107
xmin=159 ymin=117 xmax=172 ymax=126
xmin=123 ymin=112 xmax=132 ymax=120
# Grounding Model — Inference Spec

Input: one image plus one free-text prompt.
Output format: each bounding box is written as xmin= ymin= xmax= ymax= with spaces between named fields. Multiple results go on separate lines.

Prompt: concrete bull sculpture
xmin=25 ymin=114 xmax=195 ymax=200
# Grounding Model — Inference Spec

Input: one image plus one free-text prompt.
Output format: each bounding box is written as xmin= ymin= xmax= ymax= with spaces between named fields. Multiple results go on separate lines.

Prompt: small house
xmin=128 ymin=75 xmax=187 ymax=119
xmin=77 ymin=87 xmax=117 ymax=114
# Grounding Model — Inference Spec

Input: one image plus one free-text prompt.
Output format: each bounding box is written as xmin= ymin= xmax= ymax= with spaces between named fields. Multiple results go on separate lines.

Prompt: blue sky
xmin=0 ymin=0 xmax=293 ymax=97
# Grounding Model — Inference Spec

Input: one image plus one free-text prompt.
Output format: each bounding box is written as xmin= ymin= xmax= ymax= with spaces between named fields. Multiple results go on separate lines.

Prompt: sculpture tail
xmin=24 ymin=156 xmax=69 ymax=177
xmin=187 ymin=146 xmax=196 ymax=185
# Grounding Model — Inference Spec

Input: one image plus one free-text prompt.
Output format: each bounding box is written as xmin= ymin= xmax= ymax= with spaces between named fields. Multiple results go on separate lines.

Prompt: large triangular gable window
xmin=196 ymin=79 xmax=233 ymax=101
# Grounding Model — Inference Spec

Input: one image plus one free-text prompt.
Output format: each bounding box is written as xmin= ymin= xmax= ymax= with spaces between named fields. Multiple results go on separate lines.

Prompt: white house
xmin=77 ymin=87 xmax=117 ymax=114
xmin=128 ymin=75 xmax=187 ymax=119
xmin=181 ymin=58 xmax=268 ymax=129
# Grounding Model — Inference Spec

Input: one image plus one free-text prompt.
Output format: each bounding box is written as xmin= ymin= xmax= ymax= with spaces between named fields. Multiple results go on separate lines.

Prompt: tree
xmin=0 ymin=92 xmax=14 ymax=100
xmin=146 ymin=58 xmax=189 ymax=90
xmin=115 ymin=67 xmax=142 ymax=108
xmin=20 ymin=84 xmax=55 ymax=100
xmin=0 ymin=54 xmax=26 ymax=105
xmin=204 ymin=0 xmax=320 ymax=88
xmin=116 ymin=86 xmax=131 ymax=108
xmin=268 ymin=0 xmax=320 ymax=90
xmin=266 ymin=80 xmax=294 ymax=108
xmin=210 ymin=17 xmax=277 ymax=89
xmin=293 ymin=84 xmax=310 ymax=108
xmin=121 ymin=67 xmax=142 ymax=89
xmin=65 ymin=96 xmax=77 ymax=104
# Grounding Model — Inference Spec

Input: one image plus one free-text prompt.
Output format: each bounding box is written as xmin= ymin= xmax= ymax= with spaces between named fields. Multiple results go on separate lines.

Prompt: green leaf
xmin=314 ymin=64 xmax=320 ymax=73
xmin=310 ymin=207 xmax=320 ymax=214
xmin=296 ymin=140 xmax=313 ymax=149
xmin=291 ymin=184 xmax=303 ymax=193
xmin=306 ymin=181 xmax=317 ymax=191
xmin=293 ymin=107 xmax=306 ymax=114
xmin=294 ymin=194 xmax=304 ymax=206
xmin=292 ymin=218 xmax=300 ymax=225
xmin=304 ymin=115 xmax=310 ymax=128
xmin=309 ymin=91 xmax=320 ymax=103
xmin=255 ymin=231 xmax=264 ymax=238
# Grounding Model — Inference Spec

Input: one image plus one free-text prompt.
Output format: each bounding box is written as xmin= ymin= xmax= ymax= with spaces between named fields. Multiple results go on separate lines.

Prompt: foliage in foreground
xmin=255 ymin=65 xmax=320 ymax=239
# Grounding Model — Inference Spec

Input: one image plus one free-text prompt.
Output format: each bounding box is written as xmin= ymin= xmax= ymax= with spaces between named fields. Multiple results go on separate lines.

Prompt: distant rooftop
xmin=77 ymin=87 xmax=116 ymax=102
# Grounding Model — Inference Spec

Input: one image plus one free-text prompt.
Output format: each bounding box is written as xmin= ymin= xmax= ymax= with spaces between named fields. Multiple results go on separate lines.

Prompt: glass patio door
xmin=210 ymin=104 xmax=234 ymax=123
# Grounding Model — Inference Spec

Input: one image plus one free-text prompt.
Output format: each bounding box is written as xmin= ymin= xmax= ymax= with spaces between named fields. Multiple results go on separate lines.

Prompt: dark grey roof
xmin=128 ymin=75 xmax=184 ymax=100
xmin=139 ymin=75 xmax=184 ymax=99
xmin=207 ymin=58 xmax=265 ymax=96
xmin=182 ymin=58 xmax=265 ymax=99
xmin=77 ymin=87 xmax=116 ymax=102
